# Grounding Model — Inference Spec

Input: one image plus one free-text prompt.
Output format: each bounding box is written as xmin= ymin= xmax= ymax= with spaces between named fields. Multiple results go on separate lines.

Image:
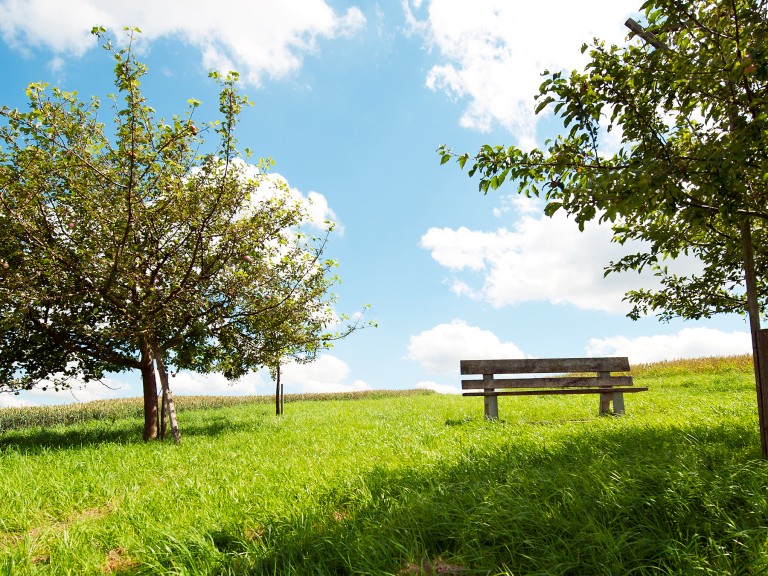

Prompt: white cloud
xmin=421 ymin=205 xmax=660 ymax=313
xmin=229 ymin=163 xmax=341 ymax=233
xmin=167 ymin=370 xmax=268 ymax=396
xmin=3 ymin=353 xmax=368 ymax=406
xmin=493 ymin=195 xmax=540 ymax=219
xmin=170 ymin=354 xmax=369 ymax=397
xmin=281 ymin=354 xmax=371 ymax=394
xmin=0 ymin=394 xmax=35 ymax=408
xmin=587 ymin=327 xmax=752 ymax=364
xmin=406 ymin=0 xmax=639 ymax=143
xmin=0 ymin=0 xmax=366 ymax=86
xmin=407 ymin=319 xmax=525 ymax=374
xmin=416 ymin=380 xmax=460 ymax=394
xmin=254 ymin=171 xmax=341 ymax=233
xmin=1 ymin=375 xmax=136 ymax=407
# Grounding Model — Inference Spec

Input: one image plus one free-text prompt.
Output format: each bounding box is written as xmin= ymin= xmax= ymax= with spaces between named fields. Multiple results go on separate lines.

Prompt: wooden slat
xmin=461 ymin=375 xmax=633 ymax=390
xmin=463 ymin=387 xmax=648 ymax=397
xmin=460 ymin=357 xmax=630 ymax=375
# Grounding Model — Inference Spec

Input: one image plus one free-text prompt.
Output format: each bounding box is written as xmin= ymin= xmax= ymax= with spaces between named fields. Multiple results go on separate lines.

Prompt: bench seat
xmin=461 ymin=356 xmax=647 ymax=419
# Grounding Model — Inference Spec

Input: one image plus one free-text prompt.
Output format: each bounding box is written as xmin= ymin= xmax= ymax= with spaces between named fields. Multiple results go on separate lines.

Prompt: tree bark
xmin=160 ymin=388 xmax=167 ymax=441
xmin=154 ymin=350 xmax=181 ymax=444
xmin=741 ymin=218 xmax=762 ymax=334
xmin=275 ymin=364 xmax=282 ymax=416
xmin=139 ymin=342 xmax=159 ymax=441
xmin=741 ymin=217 xmax=768 ymax=457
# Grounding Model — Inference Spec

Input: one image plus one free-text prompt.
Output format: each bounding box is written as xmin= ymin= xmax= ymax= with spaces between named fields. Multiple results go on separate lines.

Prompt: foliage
xmin=0 ymin=28 xmax=366 ymax=440
xmin=439 ymin=0 xmax=768 ymax=324
xmin=0 ymin=358 xmax=765 ymax=575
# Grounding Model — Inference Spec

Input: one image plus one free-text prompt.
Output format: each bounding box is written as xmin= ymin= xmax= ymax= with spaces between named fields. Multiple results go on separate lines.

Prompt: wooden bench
xmin=460 ymin=357 xmax=647 ymax=419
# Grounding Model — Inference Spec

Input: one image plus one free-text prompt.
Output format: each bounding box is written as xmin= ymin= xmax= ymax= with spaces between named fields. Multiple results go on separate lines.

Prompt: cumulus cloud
xmin=587 ymin=327 xmax=752 ymax=364
xmin=0 ymin=0 xmax=366 ymax=85
xmin=405 ymin=0 xmax=638 ymax=144
xmin=266 ymin=173 xmax=342 ymax=234
xmin=0 ymin=375 xmax=137 ymax=407
xmin=0 ymin=394 xmax=35 ymax=408
xmin=166 ymin=354 xmax=370 ymax=397
xmin=407 ymin=319 xmax=525 ymax=374
xmin=281 ymin=355 xmax=371 ymax=394
xmin=421 ymin=203 xmax=663 ymax=312
xmin=167 ymin=370 xmax=268 ymax=396
xmin=4 ymin=352 xmax=368 ymax=407
xmin=232 ymin=164 xmax=342 ymax=233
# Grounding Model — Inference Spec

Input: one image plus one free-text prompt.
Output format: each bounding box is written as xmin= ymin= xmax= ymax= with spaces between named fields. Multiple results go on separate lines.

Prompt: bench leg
xmin=599 ymin=393 xmax=611 ymax=415
xmin=599 ymin=391 xmax=625 ymax=415
xmin=484 ymin=394 xmax=499 ymax=420
xmin=612 ymin=392 xmax=625 ymax=415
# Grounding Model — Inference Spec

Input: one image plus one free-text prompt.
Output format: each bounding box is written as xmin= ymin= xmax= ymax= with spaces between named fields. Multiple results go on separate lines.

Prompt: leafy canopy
xmin=0 ymin=28 xmax=367 ymax=434
xmin=439 ymin=0 xmax=768 ymax=323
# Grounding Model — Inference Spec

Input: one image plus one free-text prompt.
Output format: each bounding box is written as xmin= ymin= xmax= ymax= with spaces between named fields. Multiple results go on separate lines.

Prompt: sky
xmin=0 ymin=0 xmax=754 ymax=407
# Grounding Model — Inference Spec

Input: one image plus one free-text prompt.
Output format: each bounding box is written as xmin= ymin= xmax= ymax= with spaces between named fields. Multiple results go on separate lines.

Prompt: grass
xmin=0 ymin=389 xmax=434 ymax=433
xmin=0 ymin=356 xmax=766 ymax=575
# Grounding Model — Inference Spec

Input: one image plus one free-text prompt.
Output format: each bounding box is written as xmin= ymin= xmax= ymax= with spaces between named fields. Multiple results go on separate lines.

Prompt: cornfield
xmin=0 ymin=389 xmax=434 ymax=433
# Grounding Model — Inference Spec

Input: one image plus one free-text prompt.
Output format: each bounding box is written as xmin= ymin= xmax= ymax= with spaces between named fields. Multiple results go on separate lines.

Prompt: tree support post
xmin=155 ymin=353 xmax=181 ymax=445
xmin=275 ymin=364 xmax=283 ymax=416
xmin=740 ymin=218 xmax=767 ymax=458
xmin=753 ymin=331 xmax=768 ymax=458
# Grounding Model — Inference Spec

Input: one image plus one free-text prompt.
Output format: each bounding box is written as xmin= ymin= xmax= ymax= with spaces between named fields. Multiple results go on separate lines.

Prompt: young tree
xmin=439 ymin=0 xmax=768 ymax=454
xmin=0 ymin=28 xmax=366 ymax=441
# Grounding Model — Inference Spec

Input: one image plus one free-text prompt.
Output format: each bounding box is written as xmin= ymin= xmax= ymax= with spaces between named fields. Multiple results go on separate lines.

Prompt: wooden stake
xmin=741 ymin=218 xmax=767 ymax=458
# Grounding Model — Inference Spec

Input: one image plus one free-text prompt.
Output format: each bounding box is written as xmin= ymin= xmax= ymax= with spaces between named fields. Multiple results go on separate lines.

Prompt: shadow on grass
xmin=196 ymin=420 xmax=768 ymax=575
xmin=179 ymin=414 xmax=274 ymax=438
xmin=0 ymin=413 xmax=272 ymax=453
xmin=0 ymin=422 xmax=143 ymax=452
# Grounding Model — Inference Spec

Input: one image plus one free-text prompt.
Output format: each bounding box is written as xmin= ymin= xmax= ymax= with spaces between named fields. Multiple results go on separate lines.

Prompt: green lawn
xmin=1 ymin=356 xmax=766 ymax=575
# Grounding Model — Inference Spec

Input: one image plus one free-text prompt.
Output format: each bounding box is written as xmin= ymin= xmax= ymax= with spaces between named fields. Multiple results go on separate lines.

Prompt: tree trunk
xmin=741 ymin=218 xmax=768 ymax=457
xmin=741 ymin=218 xmax=762 ymax=334
xmin=160 ymin=389 xmax=167 ymax=441
xmin=275 ymin=364 xmax=282 ymax=416
xmin=139 ymin=342 xmax=159 ymax=441
xmin=155 ymin=350 xmax=181 ymax=444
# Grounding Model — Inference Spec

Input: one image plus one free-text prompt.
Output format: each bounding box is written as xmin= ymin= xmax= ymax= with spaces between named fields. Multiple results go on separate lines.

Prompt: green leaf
xmin=440 ymin=0 xmax=768 ymax=340
xmin=543 ymin=202 xmax=562 ymax=216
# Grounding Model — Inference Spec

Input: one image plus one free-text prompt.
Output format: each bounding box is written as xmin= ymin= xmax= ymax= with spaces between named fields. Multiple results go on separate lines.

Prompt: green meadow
xmin=1 ymin=356 xmax=767 ymax=575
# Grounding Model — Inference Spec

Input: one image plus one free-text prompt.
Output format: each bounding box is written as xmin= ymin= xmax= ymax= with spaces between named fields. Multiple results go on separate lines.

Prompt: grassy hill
xmin=1 ymin=356 xmax=766 ymax=575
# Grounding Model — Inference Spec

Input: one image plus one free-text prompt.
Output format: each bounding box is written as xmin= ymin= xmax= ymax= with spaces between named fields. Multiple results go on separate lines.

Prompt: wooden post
xmin=155 ymin=353 xmax=181 ymax=444
xmin=598 ymin=371 xmax=612 ymax=415
xmin=484 ymin=395 xmax=499 ymax=420
xmin=275 ymin=364 xmax=282 ymax=416
xmin=612 ymin=392 xmax=625 ymax=415
xmin=754 ymin=330 xmax=768 ymax=457
xmin=483 ymin=373 xmax=498 ymax=420
xmin=740 ymin=219 xmax=768 ymax=458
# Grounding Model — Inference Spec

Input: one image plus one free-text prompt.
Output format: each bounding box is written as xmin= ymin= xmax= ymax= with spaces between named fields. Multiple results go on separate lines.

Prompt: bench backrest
xmin=461 ymin=357 xmax=632 ymax=390
xmin=461 ymin=357 xmax=630 ymax=375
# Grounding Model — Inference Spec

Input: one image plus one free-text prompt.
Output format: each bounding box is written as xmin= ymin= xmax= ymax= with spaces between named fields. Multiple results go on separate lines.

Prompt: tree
xmin=0 ymin=28 xmax=366 ymax=441
xmin=438 ymin=0 xmax=768 ymax=455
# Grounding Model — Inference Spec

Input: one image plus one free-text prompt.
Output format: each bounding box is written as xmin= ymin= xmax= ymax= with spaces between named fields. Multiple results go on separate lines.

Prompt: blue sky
xmin=0 ymin=0 xmax=752 ymax=407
